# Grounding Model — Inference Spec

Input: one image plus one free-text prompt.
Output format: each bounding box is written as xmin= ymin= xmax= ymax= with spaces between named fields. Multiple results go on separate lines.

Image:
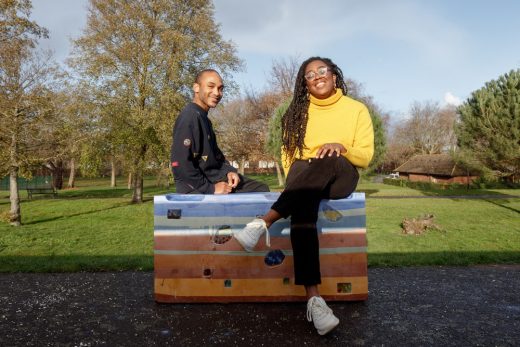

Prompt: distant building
xmin=393 ymin=154 xmax=479 ymax=184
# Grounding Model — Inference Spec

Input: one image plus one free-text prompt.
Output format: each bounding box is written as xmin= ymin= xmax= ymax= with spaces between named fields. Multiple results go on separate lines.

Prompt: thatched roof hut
xmin=394 ymin=154 xmax=478 ymax=184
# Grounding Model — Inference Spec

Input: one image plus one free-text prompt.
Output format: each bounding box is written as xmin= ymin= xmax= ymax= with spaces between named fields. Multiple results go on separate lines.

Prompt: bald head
xmin=195 ymin=69 xmax=221 ymax=84
xmin=192 ymin=70 xmax=224 ymax=111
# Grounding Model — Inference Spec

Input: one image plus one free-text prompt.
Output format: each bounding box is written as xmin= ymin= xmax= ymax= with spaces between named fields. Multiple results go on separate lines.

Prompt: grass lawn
xmin=0 ymin=175 xmax=519 ymax=272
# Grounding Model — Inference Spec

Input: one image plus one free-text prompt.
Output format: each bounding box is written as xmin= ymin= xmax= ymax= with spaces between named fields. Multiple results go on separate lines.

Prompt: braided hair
xmin=282 ymin=57 xmax=348 ymax=161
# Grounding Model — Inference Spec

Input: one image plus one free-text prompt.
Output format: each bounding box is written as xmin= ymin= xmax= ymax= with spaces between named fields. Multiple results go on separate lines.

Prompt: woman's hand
xmin=316 ymin=143 xmax=347 ymax=158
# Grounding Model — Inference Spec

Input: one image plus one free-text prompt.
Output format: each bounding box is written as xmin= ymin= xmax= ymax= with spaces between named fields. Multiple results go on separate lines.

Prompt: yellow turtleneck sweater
xmin=282 ymin=89 xmax=374 ymax=175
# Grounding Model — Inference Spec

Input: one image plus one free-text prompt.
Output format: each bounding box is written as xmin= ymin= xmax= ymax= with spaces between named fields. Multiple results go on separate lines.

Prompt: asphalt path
xmin=1 ymin=265 xmax=519 ymax=346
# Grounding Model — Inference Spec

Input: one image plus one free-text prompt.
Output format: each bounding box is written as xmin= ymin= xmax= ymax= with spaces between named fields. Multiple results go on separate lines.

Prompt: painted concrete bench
xmin=154 ymin=192 xmax=367 ymax=303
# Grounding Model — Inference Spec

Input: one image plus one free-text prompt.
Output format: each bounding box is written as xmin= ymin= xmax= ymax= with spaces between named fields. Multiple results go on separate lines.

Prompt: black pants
xmin=271 ymin=156 xmax=359 ymax=285
xmin=233 ymin=174 xmax=269 ymax=193
xmin=178 ymin=174 xmax=269 ymax=194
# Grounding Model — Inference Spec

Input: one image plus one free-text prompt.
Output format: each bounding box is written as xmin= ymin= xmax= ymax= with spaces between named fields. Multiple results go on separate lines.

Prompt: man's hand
xmin=316 ymin=143 xmax=347 ymax=158
xmin=227 ymin=172 xmax=240 ymax=188
xmin=214 ymin=181 xmax=232 ymax=194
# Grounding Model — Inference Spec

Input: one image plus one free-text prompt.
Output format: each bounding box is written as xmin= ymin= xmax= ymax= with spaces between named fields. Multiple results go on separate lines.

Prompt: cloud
xmin=213 ymin=0 xmax=469 ymax=62
xmin=444 ymin=92 xmax=462 ymax=106
xmin=32 ymin=0 xmax=88 ymax=63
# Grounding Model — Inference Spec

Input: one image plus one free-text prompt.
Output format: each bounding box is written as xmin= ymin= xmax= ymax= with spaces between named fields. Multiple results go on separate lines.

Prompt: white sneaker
xmin=306 ymin=296 xmax=340 ymax=335
xmin=234 ymin=218 xmax=269 ymax=252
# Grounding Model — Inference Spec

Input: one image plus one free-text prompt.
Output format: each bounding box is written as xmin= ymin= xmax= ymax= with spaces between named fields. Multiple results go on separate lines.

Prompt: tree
xmin=266 ymin=99 xmax=290 ymax=186
xmin=268 ymin=56 xmax=299 ymax=98
xmin=405 ymin=101 xmax=457 ymax=155
xmin=456 ymin=69 xmax=520 ymax=181
xmin=69 ymin=0 xmax=242 ymax=203
xmin=213 ymin=88 xmax=283 ymax=176
xmin=0 ymin=0 xmax=59 ymax=226
xmin=211 ymin=100 xmax=259 ymax=175
xmin=384 ymin=101 xmax=457 ymax=172
xmin=44 ymin=85 xmax=94 ymax=189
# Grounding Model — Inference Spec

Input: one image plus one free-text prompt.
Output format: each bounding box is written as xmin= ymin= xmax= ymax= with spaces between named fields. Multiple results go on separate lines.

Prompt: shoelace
xmin=247 ymin=219 xmax=270 ymax=247
xmin=262 ymin=223 xmax=270 ymax=247
xmin=306 ymin=297 xmax=332 ymax=322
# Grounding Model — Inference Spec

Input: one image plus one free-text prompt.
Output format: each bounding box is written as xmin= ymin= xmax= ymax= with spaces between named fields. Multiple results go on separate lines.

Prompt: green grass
xmin=0 ymin=175 xmax=519 ymax=272
xmin=357 ymin=181 xmax=520 ymax=197
xmin=366 ymin=197 xmax=520 ymax=266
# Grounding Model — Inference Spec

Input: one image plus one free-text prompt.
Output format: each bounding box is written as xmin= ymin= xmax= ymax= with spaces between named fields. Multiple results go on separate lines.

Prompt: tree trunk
xmin=155 ymin=169 xmax=163 ymax=187
xmin=9 ymin=130 xmax=21 ymax=226
xmin=127 ymin=172 xmax=132 ymax=189
xmin=238 ymin=158 xmax=246 ymax=175
xmin=111 ymin=158 xmax=117 ymax=188
xmin=131 ymin=145 xmax=147 ymax=202
xmin=131 ymin=169 xmax=143 ymax=203
xmin=275 ymin=161 xmax=285 ymax=187
xmin=67 ymin=158 xmax=76 ymax=188
xmin=9 ymin=166 xmax=21 ymax=226
xmin=52 ymin=160 xmax=64 ymax=190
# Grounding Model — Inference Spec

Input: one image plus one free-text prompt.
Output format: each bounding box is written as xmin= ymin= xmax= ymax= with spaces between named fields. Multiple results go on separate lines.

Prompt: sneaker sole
xmin=317 ymin=317 xmax=339 ymax=335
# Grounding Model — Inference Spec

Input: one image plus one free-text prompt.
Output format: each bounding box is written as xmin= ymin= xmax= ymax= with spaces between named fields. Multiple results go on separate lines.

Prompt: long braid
xmin=282 ymin=57 xmax=348 ymax=161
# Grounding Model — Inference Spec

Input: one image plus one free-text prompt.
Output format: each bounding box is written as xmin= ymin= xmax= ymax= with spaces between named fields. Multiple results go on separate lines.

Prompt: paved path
xmin=1 ymin=265 xmax=519 ymax=346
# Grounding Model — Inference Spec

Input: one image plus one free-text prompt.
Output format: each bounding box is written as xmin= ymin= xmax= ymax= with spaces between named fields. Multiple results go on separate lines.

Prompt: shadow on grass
xmin=26 ymin=186 xmax=173 ymax=200
xmin=483 ymin=199 xmax=520 ymax=214
xmin=23 ymin=201 xmax=134 ymax=225
xmin=0 ymin=255 xmax=154 ymax=273
xmin=357 ymin=189 xmax=379 ymax=197
xmin=1 ymin=251 xmax=519 ymax=273
xmin=368 ymin=250 xmax=520 ymax=267
xmin=408 ymin=187 xmax=520 ymax=214
xmin=56 ymin=188 xmax=137 ymax=199
xmin=412 ymin=187 xmax=520 ymax=199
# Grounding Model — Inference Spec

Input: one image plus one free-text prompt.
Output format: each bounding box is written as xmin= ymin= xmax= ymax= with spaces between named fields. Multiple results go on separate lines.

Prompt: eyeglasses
xmin=304 ymin=66 xmax=331 ymax=81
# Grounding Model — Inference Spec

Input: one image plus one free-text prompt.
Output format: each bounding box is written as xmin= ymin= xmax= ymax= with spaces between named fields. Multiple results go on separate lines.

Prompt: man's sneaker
xmin=306 ymin=296 xmax=340 ymax=335
xmin=234 ymin=218 xmax=269 ymax=252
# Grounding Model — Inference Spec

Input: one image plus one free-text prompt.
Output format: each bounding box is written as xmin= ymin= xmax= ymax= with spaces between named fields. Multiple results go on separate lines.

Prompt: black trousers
xmin=271 ymin=156 xmax=359 ymax=285
xmin=233 ymin=174 xmax=269 ymax=193
xmin=179 ymin=174 xmax=269 ymax=194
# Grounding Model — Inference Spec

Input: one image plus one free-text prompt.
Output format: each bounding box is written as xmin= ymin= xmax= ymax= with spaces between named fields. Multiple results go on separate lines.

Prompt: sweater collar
xmin=309 ymin=88 xmax=343 ymax=107
xmin=190 ymin=102 xmax=208 ymax=116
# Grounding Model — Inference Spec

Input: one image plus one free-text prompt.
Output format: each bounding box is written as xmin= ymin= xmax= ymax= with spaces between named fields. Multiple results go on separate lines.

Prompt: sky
xmin=31 ymin=0 xmax=520 ymax=120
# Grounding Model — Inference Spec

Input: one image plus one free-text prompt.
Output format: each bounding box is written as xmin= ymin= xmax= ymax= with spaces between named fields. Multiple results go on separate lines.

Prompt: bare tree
xmin=211 ymin=100 xmax=262 ymax=174
xmin=384 ymin=101 xmax=458 ymax=171
xmin=268 ymin=56 xmax=299 ymax=97
xmin=404 ymin=101 xmax=457 ymax=154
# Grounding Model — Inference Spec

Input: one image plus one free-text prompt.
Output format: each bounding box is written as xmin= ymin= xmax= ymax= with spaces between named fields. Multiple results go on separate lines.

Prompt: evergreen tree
xmin=369 ymin=107 xmax=386 ymax=172
xmin=346 ymin=79 xmax=387 ymax=173
xmin=266 ymin=99 xmax=290 ymax=186
xmin=456 ymin=69 xmax=520 ymax=181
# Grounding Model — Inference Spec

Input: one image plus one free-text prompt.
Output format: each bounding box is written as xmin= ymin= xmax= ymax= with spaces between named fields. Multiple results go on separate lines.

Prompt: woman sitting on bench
xmin=233 ymin=57 xmax=374 ymax=335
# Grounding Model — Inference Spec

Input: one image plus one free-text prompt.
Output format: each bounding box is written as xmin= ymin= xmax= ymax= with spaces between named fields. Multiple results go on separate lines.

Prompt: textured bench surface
xmin=154 ymin=192 xmax=367 ymax=303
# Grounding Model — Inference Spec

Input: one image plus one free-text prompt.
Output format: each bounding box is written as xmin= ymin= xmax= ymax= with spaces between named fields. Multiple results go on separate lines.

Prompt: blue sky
xmin=32 ymin=0 xmax=520 ymax=119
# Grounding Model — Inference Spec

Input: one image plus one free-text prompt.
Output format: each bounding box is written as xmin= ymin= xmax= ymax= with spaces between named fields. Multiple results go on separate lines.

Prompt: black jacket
xmin=170 ymin=102 xmax=236 ymax=193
